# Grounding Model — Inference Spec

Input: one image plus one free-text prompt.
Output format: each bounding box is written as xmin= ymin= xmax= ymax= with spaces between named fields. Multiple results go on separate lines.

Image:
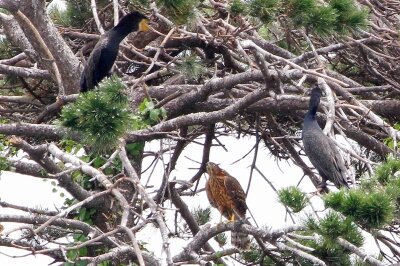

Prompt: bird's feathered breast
xmin=206 ymin=163 xmax=247 ymax=219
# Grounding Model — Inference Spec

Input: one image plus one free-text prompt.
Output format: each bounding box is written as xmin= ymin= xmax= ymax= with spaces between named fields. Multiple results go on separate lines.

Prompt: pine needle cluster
xmin=325 ymin=188 xmax=395 ymax=229
xmin=230 ymin=0 xmax=367 ymax=35
xmin=375 ymin=158 xmax=400 ymax=185
xmin=230 ymin=0 xmax=249 ymax=17
xmin=178 ymin=54 xmax=207 ymax=83
xmin=324 ymin=159 xmax=400 ymax=229
xmin=0 ymin=156 xmax=9 ymax=172
xmin=241 ymin=242 xmax=276 ymax=264
xmin=278 ymin=186 xmax=308 ymax=213
xmin=0 ymin=38 xmax=20 ymax=60
xmin=60 ymin=77 xmax=132 ymax=152
xmin=191 ymin=206 xmax=212 ymax=226
xmin=303 ymin=212 xmax=363 ymax=265
xmin=50 ymin=0 xmax=108 ymax=27
xmin=214 ymin=233 xmax=227 ymax=247
xmin=156 ymin=0 xmax=199 ymax=24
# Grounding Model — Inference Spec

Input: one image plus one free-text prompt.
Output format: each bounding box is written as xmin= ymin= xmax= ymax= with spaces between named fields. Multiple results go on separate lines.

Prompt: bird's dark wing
xmin=82 ymin=36 xmax=118 ymax=91
xmin=327 ymin=140 xmax=349 ymax=188
xmin=306 ymin=131 xmax=348 ymax=188
xmin=224 ymin=175 xmax=247 ymax=218
xmin=80 ymin=43 xmax=103 ymax=92
xmin=80 ymin=72 xmax=88 ymax=92
xmin=90 ymin=38 xmax=116 ymax=86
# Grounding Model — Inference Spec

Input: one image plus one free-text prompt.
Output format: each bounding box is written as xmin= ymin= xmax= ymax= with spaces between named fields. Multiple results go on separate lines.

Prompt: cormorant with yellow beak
xmin=80 ymin=11 xmax=149 ymax=92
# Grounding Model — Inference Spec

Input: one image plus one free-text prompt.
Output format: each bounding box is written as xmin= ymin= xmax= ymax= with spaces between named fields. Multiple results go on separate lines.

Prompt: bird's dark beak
xmin=139 ymin=19 xmax=150 ymax=32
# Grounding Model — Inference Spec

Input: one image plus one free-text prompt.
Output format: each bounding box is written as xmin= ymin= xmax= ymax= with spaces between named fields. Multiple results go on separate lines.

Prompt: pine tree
xmin=0 ymin=0 xmax=399 ymax=265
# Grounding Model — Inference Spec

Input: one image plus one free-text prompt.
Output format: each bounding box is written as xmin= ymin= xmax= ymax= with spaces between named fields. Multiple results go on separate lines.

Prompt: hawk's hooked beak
xmin=206 ymin=162 xmax=217 ymax=174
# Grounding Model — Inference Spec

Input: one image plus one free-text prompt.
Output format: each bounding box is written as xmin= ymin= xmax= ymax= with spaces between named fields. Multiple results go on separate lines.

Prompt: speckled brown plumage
xmin=206 ymin=162 xmax=250 ymax=250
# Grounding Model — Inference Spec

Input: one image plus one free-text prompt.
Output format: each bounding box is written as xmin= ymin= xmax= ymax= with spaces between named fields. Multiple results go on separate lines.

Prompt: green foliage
xmin=302 ymin=212 xmax=363 ymax=265
xmin=0 ymin=133 xmax=17 ymax=172
xmin=305 ymin=212 xmax=363 ymax=246
xmin=178 ymin=55 xmax=207 ymax=83
xmin=303 ymin=216 xmax=319 ymax=236
xmin=286 ymin=0 xmax=338 ymax=35
xmin=48 ymin=4 xmax=72 ymax=26
xmin=312 ymin=242 xmax=351 ymax=266
xmin=214 ymin=233 xmax=227 ymax=247
xmin=156 ymin=0 xmax=199 ymax=24
xmin=126 ymin=142 xmax=145 ymax=157
xmin=246 ymin=0 xmax=368 ymax=36
xmin=325 ymin=189 xmax=395 ymax=229
xmin=60 ymin=78 xmax=163 ymax=159
xmin=329 ymin=0 xmax=368 ymax=32
xmin=60 ymin=77 xmax=132 ymax=152
xmin=63 ymin=206 xmax=99 ymax=265
xmin=240 ymin=243 xmax=276 ymax=265
xmin=129 ymin=0 xmax=150 ymax=6
xmin=0 ymin=156 xmax=9 ymax=172
xmin=230 ymin=0 xmax=248 ymax=16
xmin=71 ymin=170 xmax=93 ymax=190
xmin=52 ymin=0 xmax=107 ymax=27
xmin=320 ymin=212 xmax=363 ymax=246
xmin=0 ymin=38 xmax=20 ymax=60
xmin=307 ymin=6 xmax=338 ymax=35
xmin=249 ymin=0 xmax=279 ymax=23
xmin=68 ymin=152 xmax=122 ymax=189
xmin=77 ymin=207 xmax=97 ymax=225
xmin=278 ymin=186 xmax=307 ymax=213
xmin=241 ymin=247 xmax=260 ymax=263
xmin=65 ymin=234 xmax=90 ymax=266
xmin=137 ymin=98 xmax=167 ymax=126
xmin=359 ymin=192 xmax=394 ymax=228
xmin=385 ymin=178 xmax=400 ymax=204
xmin=287 ymin=0 xmax=316 ymax=26
xmin=101 ymin=79 xmax=129 ymax=106
xmin=59 ymin=139 xmax=83 ymax=154
xmin=55 ymin=0 xmax=91 ymax=27
xmin=191 ymin=206 xmax=211 ymax=225
xmin=375 ymin=158 xmax=400 ymax=185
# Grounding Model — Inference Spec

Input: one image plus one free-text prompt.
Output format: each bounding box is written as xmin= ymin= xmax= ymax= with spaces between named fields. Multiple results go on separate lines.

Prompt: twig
xmin=15 ymin=10 xmax=65 ymax=95
xmin=90 ymin=0 xmax=104 ymax=34
xmin=337 ymin=237 xmax=385 ymax=266
xmin=119 ymin=145 xmax=173 ymax=265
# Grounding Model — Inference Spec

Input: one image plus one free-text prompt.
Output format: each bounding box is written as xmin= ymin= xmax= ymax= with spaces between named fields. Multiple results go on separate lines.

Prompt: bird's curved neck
xmin=109 ymin=26 xmax=132 ymax=43
xmin=306 ymin=93 xmax=320 ymax=120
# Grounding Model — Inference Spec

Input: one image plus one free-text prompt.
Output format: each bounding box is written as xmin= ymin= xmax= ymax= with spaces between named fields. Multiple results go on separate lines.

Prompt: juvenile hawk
xmin=205 ymin=162 xmax=250 ymax=250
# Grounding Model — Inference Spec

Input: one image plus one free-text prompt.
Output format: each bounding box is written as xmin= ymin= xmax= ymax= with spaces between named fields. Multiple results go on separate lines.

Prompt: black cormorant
xmin=80 ymin=11 xmax=149 ymax=92
xmin=302 ymin=86 xmax=350 ymax=190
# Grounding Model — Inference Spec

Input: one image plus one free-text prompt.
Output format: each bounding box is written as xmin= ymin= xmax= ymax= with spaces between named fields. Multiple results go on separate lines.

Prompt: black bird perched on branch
xmin=80 ymin=11 xmax=149 ymax=92
xmin=302 ymin=86 xmax=350 ymax=190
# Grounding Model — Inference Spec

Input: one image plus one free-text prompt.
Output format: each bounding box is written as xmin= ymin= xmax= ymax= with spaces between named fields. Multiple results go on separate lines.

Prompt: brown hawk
xmin=205 ymin=162 xmax=250 ymax=250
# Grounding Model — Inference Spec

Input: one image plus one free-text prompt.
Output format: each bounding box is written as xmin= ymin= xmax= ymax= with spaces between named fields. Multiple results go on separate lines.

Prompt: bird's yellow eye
xmin=139 ymin=19 xmax=150 ymax=32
